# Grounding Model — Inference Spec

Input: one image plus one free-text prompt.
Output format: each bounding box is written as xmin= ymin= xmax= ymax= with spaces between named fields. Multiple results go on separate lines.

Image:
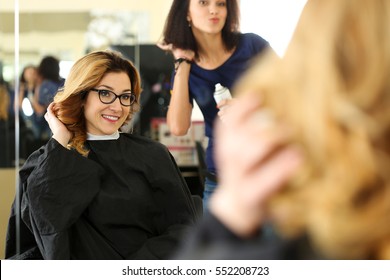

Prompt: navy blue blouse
xmin=173 ymin=33 xmax=269 ymax=174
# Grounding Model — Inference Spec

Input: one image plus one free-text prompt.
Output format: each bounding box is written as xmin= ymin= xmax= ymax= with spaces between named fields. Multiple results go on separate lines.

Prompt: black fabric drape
xmin=6 ymin=134 xmax=199 ymax=259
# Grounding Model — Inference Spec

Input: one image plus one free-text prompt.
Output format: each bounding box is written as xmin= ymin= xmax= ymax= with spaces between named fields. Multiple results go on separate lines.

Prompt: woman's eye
xmin=121 ymin=94 xmax=130 ymax=100
xmin=99 ymin=90 xmax=111 ymax=97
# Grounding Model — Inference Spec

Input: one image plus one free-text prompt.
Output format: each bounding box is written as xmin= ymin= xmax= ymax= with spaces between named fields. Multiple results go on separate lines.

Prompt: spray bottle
xmin=213 ymin=83 xmax=232 ymax=108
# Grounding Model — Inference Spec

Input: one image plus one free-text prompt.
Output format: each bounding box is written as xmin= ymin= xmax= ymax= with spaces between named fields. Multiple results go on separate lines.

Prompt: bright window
xmin=59 ymin=61 xmax=75 ymax=79
xmin=240 ymin=0 xmax=307 ymax=57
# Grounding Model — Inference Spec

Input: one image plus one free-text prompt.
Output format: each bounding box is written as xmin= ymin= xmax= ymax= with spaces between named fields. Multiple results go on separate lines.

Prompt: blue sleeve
xmin=38 ymin=81 xmax=60 ymax=106
xmin=245 ymin=32 xmax=270 ymax=54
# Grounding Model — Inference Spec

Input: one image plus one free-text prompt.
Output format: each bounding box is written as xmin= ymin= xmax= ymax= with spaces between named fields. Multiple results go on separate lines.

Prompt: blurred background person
xmin=17 ymin=65 xmax=38 ymax=130
xmin=16 ymin=65 xmax=39 ymax=159
xmin=158 ymin=0 xmax=271 ymax=210
xmin=1 ymin=69 xmax=34 ymax=165
xmin=32 ymin=55 xmax=64 ymax=141
xmin=176 ymin=0 xmax=390 ymax=260
xmin=0 ymin=78 xmax=11 ymax=167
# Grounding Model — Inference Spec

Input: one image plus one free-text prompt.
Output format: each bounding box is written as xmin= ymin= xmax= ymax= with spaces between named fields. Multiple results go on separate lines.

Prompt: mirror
xmin=1 ymin=0 xmax=308 ymax=168
xmin=0 ymin=1 xmax=173 ymax=167
xmin=0 ymin=0 xmax=175 ymax=260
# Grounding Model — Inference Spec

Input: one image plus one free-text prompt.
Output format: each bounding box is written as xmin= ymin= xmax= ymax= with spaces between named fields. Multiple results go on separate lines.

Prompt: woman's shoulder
xmin=20 ymin=138 xmax=95 ymax=181
xmin=239 ymin=33 xmax=269 ymax=49
xmin=224 ymin=33 xmax=270 ymax=63
xmin=120 ymin=133 xmax=168 ymax=151
xmin=119 ymin=133 xmax=174 ymax=163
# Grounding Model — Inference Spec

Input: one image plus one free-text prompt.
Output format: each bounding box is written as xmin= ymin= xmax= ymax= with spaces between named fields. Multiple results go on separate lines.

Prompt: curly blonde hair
xmin=234 ymin=0 xmax=390 ymax=259
xmin=52 ymin=50 xmax=142 ymax=156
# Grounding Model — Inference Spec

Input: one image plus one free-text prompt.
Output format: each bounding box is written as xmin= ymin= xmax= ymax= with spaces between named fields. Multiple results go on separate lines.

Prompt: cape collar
xmin=87 ymin=131 xmax=120 ymax=141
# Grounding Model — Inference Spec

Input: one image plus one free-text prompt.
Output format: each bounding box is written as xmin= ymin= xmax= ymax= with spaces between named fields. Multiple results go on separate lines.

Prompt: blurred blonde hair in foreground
xmin=235 ymin=0 xmax=390 ymax=259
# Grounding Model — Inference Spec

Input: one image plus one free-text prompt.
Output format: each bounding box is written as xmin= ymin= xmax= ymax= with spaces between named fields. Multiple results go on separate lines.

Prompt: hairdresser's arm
xmin=210 ymin=94 xmax=302 ymax=237
xmin=158 ymin=43 xmax=194 ymax=136
xmin=167 ymin=62 xmax=193 ymax=135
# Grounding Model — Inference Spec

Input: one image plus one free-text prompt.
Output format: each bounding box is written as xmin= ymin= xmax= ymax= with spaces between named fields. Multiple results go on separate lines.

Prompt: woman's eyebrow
xmin=95 ymin=84 xmax=113 ymax=90
xmin=96 ymin=84 xmax=132 ymax=92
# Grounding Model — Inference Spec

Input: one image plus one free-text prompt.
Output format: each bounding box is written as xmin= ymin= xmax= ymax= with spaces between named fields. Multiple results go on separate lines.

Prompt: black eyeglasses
xmin=90 ymin=88 xmax=136 ymax=106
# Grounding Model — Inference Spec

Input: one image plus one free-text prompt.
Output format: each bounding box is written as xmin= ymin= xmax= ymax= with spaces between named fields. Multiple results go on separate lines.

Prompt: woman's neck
xmin=194 ymin=33 xmax=233 ymax=69
xmin=27 ymin=83 xmax=35 ymax=91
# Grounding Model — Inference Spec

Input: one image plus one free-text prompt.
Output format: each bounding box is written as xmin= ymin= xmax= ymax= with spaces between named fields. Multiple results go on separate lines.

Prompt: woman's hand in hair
xmin=210 ymin=93 xmax=303 ymax=237
xmin=45 ymin=102 xmax=71 ymax=148
xmin=157 ymin=42 xmax=195 ymax=61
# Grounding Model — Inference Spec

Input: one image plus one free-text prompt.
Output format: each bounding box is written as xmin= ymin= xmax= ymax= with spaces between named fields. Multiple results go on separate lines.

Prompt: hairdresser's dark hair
xmin=38 ymin=56 xmax=62 ymax=83
xmin=161 ymin=0 xmax=240 ymax=58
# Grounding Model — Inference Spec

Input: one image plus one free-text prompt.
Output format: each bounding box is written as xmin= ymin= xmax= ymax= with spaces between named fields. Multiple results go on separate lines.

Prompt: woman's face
xmin=84 ymin=71 xmax=131 ymax=135
xmin=24 ymin=67 xmax=37 ymax=84
xmin=188 ymin=0 xmax=227 ymax=35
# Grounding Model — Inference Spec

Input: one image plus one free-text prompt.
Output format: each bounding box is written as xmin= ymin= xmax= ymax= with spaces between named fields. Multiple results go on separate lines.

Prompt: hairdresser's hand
xmin=217 ymin=98 xmax=235 ymax=123
xmin=157 ymin=42 xmax=195 ymax=61
xmin=44 ymin=102 xmax=71 ymax=148
xmin=210 ymin=93 xmax=302 ymax=237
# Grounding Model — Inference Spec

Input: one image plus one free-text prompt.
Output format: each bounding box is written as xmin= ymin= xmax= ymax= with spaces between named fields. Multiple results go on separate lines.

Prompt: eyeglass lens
xmin=93 ymin=89 xmax=135 ymax=106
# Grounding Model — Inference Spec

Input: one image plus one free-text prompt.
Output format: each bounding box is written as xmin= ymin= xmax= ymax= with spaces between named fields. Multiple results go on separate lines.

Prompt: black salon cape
xmin=5 ymin=133 xmax=200 ymax=259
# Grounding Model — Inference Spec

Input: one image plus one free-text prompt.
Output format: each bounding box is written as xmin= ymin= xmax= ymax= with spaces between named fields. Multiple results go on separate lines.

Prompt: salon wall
xmin=0 ymin=0 xmax=172 ymax=70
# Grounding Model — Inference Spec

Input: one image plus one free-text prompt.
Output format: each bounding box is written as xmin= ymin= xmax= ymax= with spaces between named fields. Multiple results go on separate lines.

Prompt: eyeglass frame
xmin=90 ymin=88 xmax=136 ymax=106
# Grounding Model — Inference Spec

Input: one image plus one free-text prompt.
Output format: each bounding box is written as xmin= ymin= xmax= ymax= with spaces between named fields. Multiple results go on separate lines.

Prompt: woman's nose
xmin=209 ymin=5 xmax=218 ymax=15
xmin=109 ymin=98 xmax=123 ymax=111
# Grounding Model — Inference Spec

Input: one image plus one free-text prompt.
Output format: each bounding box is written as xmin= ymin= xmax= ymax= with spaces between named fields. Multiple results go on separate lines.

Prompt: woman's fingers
xmin=156 ymin=42 xmax=172 ymax=51
xmin=156 ymin=42 xmax=195 ymax=61
xmin=242 ymin=146 xmax=302 ymax=205
xmin=219 ymin=93 xmax=262 ymax=127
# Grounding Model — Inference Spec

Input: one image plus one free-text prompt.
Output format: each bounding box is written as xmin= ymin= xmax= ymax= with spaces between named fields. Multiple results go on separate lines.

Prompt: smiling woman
xmin=81 ymin=72 xmax=134 ymax=136
xmin=5 ymin=50 xmax=200 ymax=260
